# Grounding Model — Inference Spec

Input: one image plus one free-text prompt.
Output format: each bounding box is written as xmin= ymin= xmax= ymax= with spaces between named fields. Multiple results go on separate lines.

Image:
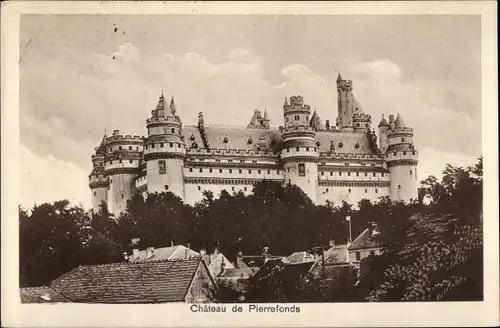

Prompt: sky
xmin=19 ymin=14 xmax=482 ymax=209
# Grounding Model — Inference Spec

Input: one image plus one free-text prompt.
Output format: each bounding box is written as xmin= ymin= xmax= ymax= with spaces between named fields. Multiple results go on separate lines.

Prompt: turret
xmin=385 ymin=114 xmax=419 ymax=202
xmin=89 ymin=132 xmax=109 ymax=212
xmin=144 ymin=93 xmax=186 ymax=201
xmin=336 ymin=73 xmax=354 ymax=132
xmin=281 ymin=95 xmax=319 ymax=202
xmin=246 ymin=108 xmax=270 ymax=130
xmin=378 ymin=115 xmax=390 ymax=154
xmin=104 ymin=128 xmax=142 ymax=216
xmin=353 ymin=113 xmax=372 ymax=134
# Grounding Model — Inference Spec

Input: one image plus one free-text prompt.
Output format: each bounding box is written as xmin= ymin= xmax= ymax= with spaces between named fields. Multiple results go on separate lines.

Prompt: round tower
xmin=144 ymin=93 xmax=186 ymax=200
xmin=336 ymin=73 xmax=354 ymax=132
xmin=385 ymin=114 xmax=419 ymax=203
xmin=89 ymin=133 xmax=109 ymax=212
xmin=353 ymin=113 xmax=371 ymax=134
xmin=104 ymin=129 xmax=142 ymax=216
xmin=280 ymin=95 xmax=319 ymax=203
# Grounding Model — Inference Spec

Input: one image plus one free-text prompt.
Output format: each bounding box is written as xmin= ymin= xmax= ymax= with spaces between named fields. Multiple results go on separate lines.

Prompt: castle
xmin=89 ymin=74 xmax=419 ymax=215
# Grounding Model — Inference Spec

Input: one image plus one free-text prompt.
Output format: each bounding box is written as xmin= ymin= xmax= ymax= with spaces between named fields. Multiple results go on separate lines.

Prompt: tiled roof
xmin=284 ymin=251 xmax=315 ymax=264
xmin=235 ymin=257 xmax=248 ymax=268
xmin=202 ymin=252 xmax=235 ymax=277
xmin=316 ymin=131 xmax=374 ymax=154
xmin=348 ymin=228 xmax=383 ymax=250
xmin=184 ymin=126 xmax=283 ymax=153
xmin=20 ymin=286 xmax=70 ymax=303
xmin=128 ymin=245 xmax=199 ymax=262
xmin=323 ymin=244 xmax=349 ymax=265
xmin=50 ymin=258 xmax=202 ymax=303
xmin=218 ymin=267 xmax=259 ymax=279
xmin=378 ymin=116 xmax=389 ymax=127
xmin=240 ymin=255 xmax=283 ymax=268
xmin=394 ymin=114 xmax=406 ymax=128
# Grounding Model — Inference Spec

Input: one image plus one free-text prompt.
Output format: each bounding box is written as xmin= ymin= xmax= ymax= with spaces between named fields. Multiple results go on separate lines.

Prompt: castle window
xmin=109 ymin=148 xmax=112 ymax=153
xmin=189 ymin=168 xmax=193 ymax=172
xmin=289 ymin=179 xmax=291 ymax=184
xmin=229 ymin=169 xmax=233 ymax=173
xmin=345 ymin=163 xmax=349 ymax=166
xmin=165 ymin=185 xmax=169 ymax=191
xmin=348 ymin=188 xmax=351 ymax=193
xmin=295 ymin=115 xmax=299 ymax=120
xmin=119 ymin=160 xmax=122 ymax=164
xmin=357 ymin=123 xmax=360 ymax=127
xmin=277 ymin=170 xmax=279 ymax=175
xmin=296 ymin=147 xmax=300 ymax=151
xmin=93 ymin=191 xmax=96 ymax=196
xmin=216 ymin=159 xmax=221 ymax=162
xmin=412 ymin=151 xmax=416 ymax=155
xmin=409 ymin=170 xmax=412 ymax=176
xmin=321 ymin=171 xmax=324 ymax=176
xmin=199 ymin=168 xmax=203 ymax=173
xmin=170 ymin=143 xmax=173 ymax=148
xmin=129 ymin=146 xmax=132 ymax=150
xmin=348 ymin=172 xmax=351 ymax=176
xmin=159 ymin=160 xmax=166 ymax=175
xmin=289 ymin=168 xmax=292 ymax=173
xmin=403 ymin=151 xmax=407 ymax=155
xmin=219 ymin=169 xmax=222 ymax=173
xmin=244 ymin=187 xmax=247 ymax=191
xmin=365 ymin=172 xmax=368 ymax=177
xmin=119 ymin=146 xmax=122 ymax=150
xmin=298 ymin=163 xmax=306 ymax=176
xmin=121 ymin=193 xmax=124 ymax=199
xmin=252 ymin=160 xmax=257 ymax=164
xmin=365 ymin=189 xmax=368 ymax=193
xmin=401 ymin=138 xmax=405 ymax=142
xmin=129 ymin=160 xmax=133 ymax=164
xmin=258 ymin=169 xmax=261 ymax=174
xmin=375 ymin=189 xmax=378 ymax=194
xmin=209 ymin=169 xmax=213 ymax=173
xmin=198 ymin=186 xmax=201 ymax=191
xmin=267 ymin=170 xmax=270 ymax=174
xmin=382 ymin=173 xmax=385 ymax=177
xmin=371 ymin=164 xmax=376 ymax=167
xmin=248 ymin=169 xmax=252 ymax=174
xmin=306 ymin=147 xmax=309 ymax=151
xmin=136 ymin=146 xmax=139 ymax=150
xmin=240 ymin=160 xmax=245 ymax=163
xmin=356 ymin=172 xmax=359 ymax=176
xmin=355 ymin=252 xmax=361 ymax=261
xmin=373 ymin=173 xmax=376 ymax=177
xmin=394 ymin=152 xmax=397 ymax=156
xmin=152 ymin=144 xmax=155 ymax=148
xmin=306 ymin=116 xmax=309 ymax=121
xmin=239 ymin=169 xmax=242 ymax=174
xmin=171 ymin=128 xmax=175 ymax=133
xmin=232 ymin=187 xmax=235 ymax=191
xmin=161 ymin=143 xmax=164 ymax=147
xmin=339 ymin=172 xmax=342 ymax=176
xmin=330 ymin=172 xmax=333 ymax=176
xmin=365 ymin=124 xmax=368 ymax=128
xmin=228 ymin=160 xmax=233 ymax=163
xmin=398 ymin=185 xmax=401 ymax=190
xmin=326 ymin=188 xmax=329 ymax=193
xmin=286 ymin=117 xmax=289 ymax=122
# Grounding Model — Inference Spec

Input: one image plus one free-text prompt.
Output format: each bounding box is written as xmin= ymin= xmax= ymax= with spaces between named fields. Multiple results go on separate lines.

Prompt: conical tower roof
xmin=309 ymin=110 xmax=325 ymax=131
xmin=394 ymin=114 xmax=406 ymax=128
xmin=337 ymin=72 xmax=343 ymax=82
xmin=169 ymin=95 xmax=177 ymax=115
xmin=95 ymin=132 xmax=107 ymax=155
xmin=156 ymin=91 xmax=165 ymax=110
xmin=378 ymin=115 xmax=389 ymax=127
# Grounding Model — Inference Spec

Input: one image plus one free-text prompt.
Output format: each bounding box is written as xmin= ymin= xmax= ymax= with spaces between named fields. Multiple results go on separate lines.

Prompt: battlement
xmin=289 ymin=95 xmax=303 ymax=106
xmin=146 ymin=116 xmax=182 ymax=126
xmin=282 ymin=125 xmax=315 ymax=134
xmin=318 ymin=152 xmax=384 ymax=161
xmin=284 ymin=95 xmax=311 ymax=113
xmin=388 ymin=126 xmax=414 ymax=135
xmin=185 ymin=147 xmax=280 ymax=157
xmin=107 ymin=134 xmax=144 ymax=143
xmin=353 ymin=113 xmax=371 ymax=121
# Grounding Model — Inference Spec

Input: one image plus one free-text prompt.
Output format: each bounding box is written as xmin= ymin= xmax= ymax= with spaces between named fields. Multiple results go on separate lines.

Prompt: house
xmin=200 ymin=248 xmax=235 ymax=278
xmin=125 ymin=244 xmax=199 ymax=262
xmin=347 ymin=228 xmax=383 ymax=264
xmin=20 ymin=286 xmax=70 ymax=304
xmin=283 ymin=251 xmax=316 ymax=264
xmin=48 ymin=257 xmax=217 ymax=303
xmin=239 ymin=247 xmax=283 ymax=268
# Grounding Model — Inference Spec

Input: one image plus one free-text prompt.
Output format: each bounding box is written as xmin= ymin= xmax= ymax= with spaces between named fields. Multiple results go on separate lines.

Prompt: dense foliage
xmin=19 ymin=157 xmax=483 ymax=302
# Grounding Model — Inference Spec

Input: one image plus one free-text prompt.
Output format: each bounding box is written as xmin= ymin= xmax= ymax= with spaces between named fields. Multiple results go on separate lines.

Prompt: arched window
xmin=398 ymin=185 xmax=401 ymax=190
xmin=409 ymin=170 xmax=412 ymax=176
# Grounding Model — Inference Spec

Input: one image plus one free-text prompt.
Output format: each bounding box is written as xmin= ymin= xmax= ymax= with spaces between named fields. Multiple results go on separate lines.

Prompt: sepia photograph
xmin=2 ymin=1 xmax=498 ymax=327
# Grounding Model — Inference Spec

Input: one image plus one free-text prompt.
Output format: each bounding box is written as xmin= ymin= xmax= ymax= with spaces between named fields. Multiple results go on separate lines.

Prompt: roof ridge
xmin=81 ymin=256 xmax=202 ymax=267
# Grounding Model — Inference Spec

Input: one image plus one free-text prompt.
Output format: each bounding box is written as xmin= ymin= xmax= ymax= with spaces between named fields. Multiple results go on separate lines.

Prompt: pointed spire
xmin=378 ymin=114 xmax=389 ymax=127
xmin=394 ymin=114 xmax=406 ymax=128
xmin=284 ymin=97 xmax=289 ymax=107
xmin=263 ymin=108 xmax=269 ymax=120
xmin=96 ymin=130 xmax=107 ymax=155
xmin=337 ymin=72 xmax=343 ymax=82
xmin=169 ymin=95 xmax=177 ymax=115
xmin=156 ymin=90 xmax=165 ymax=110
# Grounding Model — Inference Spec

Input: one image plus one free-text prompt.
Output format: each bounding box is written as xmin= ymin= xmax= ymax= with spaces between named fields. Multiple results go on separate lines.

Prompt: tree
xmin=19 ymin=200 xmax=85 ymax=287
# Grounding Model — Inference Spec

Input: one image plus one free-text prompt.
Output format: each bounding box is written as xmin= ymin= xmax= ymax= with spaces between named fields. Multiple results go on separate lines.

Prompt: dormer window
xmin=338 ymin=142 xmax=343 ymax=148
xmin=248 ymin=137 xmax=253 ymax=145
xmin=223 ymin=136 xmax=229 ymax=143
xmin=189 ymin=134 xmax=195 ymax=141
xmin=191 ymin=141 xmax=198 ymax=148
xmin=316 ymin=141 xmax=321 ymax=147
xmin=355 ymin=143 xmax=360 ymax=149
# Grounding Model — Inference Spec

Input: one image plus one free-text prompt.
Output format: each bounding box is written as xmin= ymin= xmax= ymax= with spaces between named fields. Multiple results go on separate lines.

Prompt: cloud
xmin=20 ymin=147 xmax=90 ymax=209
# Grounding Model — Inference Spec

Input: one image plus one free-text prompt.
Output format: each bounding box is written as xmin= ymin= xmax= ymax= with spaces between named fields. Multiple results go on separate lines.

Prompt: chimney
xmin=214 ymin=247 xmax=220 ymax=255
xmin=123 ymin=251 xmax=129 ymax=261
xmin=200 ymin=248 xmax=207 ymax=257
xmin=262 ymin=246 xmax=271 ymax=263
xmin=325 ymin=120 xmax=330 ymax=130
xmin=235 ymin=251 xmax=243 ymax=268
xmin=329 ymin=240 xmax=335 ymax=247
xmin=132 ymin=248 xmax=139 ymax=260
